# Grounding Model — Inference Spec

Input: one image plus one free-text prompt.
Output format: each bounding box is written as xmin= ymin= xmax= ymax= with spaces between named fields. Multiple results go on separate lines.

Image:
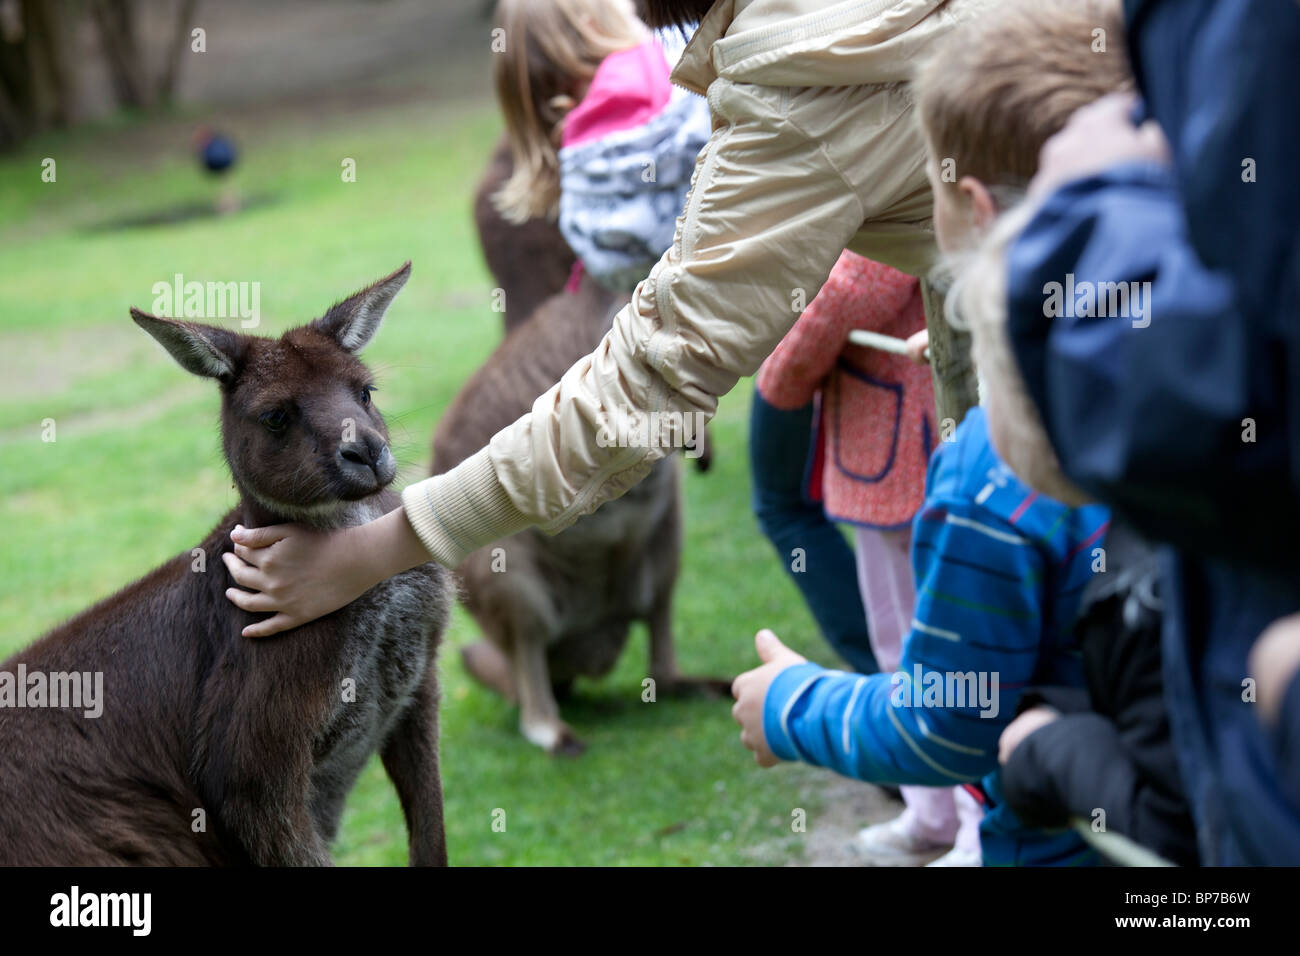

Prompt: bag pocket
xmin=830 ymin=362 xmax=901 ymax=484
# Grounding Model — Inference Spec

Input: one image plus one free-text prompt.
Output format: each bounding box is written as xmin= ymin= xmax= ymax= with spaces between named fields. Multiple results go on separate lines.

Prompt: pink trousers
xmin=854 ymin=525 xmax=983 ymax=856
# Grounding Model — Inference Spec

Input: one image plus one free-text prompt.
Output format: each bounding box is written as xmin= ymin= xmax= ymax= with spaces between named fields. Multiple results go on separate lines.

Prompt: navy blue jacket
xmin=1005 ymin=0 xmax=1300 ymax=863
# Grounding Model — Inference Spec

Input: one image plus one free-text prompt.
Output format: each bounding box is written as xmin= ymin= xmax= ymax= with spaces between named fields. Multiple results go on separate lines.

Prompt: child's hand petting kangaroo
xmin=224 ymin=506 xmax=431 ymax=638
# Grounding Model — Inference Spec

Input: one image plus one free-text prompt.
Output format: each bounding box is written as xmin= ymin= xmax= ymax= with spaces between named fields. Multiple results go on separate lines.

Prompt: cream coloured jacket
xmin=401 ymin=0 xmax=989 ymax=567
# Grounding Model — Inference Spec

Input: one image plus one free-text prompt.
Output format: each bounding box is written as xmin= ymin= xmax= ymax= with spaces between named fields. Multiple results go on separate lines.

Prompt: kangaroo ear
xmin=131 ymin=309 xmax=245 ymax=383
xmin=313 ymin=261 xmax=411 ymax=353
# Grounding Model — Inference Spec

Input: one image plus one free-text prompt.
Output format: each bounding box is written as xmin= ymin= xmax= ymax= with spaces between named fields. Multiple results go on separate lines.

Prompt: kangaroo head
xmin=131 ymin=262 xmax=411 ymax=523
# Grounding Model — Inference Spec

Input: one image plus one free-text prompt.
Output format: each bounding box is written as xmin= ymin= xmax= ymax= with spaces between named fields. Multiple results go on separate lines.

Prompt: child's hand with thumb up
xmin=731 ymin=629 xmax=807 ymax=767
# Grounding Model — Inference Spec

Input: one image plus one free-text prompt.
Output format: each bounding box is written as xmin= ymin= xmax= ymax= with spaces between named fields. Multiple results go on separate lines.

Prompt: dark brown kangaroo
xmin=474 ymin=136 xmax=576 ymax=334
xmin=432 ymin=273 xmax=728 ymax=756
xmin=0 ymin=263 xmax=451 ymax=866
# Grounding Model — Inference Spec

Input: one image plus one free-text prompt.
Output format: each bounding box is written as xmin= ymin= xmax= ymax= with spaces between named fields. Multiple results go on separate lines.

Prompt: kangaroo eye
xmin=361 ymin=385 xmax=375 ymax=406
xmin=260 ymin=408 xmax=289 ymax=433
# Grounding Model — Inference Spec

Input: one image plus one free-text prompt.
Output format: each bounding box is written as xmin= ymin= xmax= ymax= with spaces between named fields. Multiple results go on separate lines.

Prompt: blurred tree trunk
xmin=0 ymin=0 xmax=76 ymax=148
xmin=0 ymin=10 xmax=31 ymax=147
xmin=156 ymin=0 xmax=197 ymax=103
xmin=0 ymin=0 xmax=198 ymax=147
xmin=90 ymin=0 xmax=153 ymax=108
xmin=93 ymin=0 xmax=199 ymax=108
xmin=0 ymin=81 xmax=19 ymax=146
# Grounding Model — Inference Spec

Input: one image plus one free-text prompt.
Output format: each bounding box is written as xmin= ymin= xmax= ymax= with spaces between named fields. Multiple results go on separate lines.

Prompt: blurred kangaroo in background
xmin=474 ymin=136 xmax=577 ymax=334
xmin=0 ymin=264 xmax=451 ymax=866
xmin=432 ymin=272 xmax=730 ymax=755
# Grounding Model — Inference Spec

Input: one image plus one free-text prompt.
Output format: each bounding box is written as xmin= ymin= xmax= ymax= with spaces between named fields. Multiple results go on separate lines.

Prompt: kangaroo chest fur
xmin=308 ymin=571 xmax=442 ymax=800
xmin=267 ymin=497 xmax=449 ymax=830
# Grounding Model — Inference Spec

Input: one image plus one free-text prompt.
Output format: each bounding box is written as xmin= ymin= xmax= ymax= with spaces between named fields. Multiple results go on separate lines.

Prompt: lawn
xmin=0 ymin=94 xmax=854 ymax=866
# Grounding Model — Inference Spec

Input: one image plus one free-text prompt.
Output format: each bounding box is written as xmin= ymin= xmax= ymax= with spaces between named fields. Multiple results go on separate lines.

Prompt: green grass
xmin=0 ymin=96 xmax=843 ymax=866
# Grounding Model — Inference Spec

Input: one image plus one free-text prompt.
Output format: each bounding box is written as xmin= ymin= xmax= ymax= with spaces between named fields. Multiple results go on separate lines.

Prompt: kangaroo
xmin=0 ymin=263 xmax=451 ymax=866
xmin=474 ymin=136 xmax=577 ymax=334
xmin=432 ymin=273 xmax=729 ymax=756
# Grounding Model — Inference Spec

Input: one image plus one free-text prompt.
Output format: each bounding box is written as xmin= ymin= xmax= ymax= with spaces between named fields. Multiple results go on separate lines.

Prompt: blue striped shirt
xmin=763 ymin=408 xmax=1110 ymax=865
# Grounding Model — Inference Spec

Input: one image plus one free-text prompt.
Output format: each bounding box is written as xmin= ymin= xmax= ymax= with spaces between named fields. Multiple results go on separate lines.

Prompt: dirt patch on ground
xmin=796 ymin=774 xmax=951 ymax=867
xmin=0 ymin=322 xmax=166 ymax=400
xmin=0 ymin=391 xmax=194 ymax=447
xmin=735 ymin=765 xmax=949 ymax=867
xmin=0 ymin=323 xmax=155 ymax=399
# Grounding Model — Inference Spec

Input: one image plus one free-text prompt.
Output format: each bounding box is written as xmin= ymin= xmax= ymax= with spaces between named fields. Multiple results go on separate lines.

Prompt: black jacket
xmin=1001 ymin=522 xmax=1199 ymax=866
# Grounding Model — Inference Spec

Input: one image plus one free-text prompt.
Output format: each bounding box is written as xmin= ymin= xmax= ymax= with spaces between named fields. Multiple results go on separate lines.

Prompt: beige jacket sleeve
xmin=402 ymin=77 xmax=930 ymax=568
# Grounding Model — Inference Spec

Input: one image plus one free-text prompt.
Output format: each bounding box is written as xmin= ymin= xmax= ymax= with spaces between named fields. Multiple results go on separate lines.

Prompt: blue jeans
xmin=748 ymin=386 xmax=878 ymax=674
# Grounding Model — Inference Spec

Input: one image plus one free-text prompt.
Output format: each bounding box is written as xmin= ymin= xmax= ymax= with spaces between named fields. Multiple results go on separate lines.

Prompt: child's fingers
xmin=904 ymin=330 xmax=930 ymax=365
xmin=242 ymin=613 xmax=297 ymax=639
xmin=230 ymin=523 xmax=292 ymax=549
xmin=220 ymin=551 xmax=270 ymax=592
xmin=1136 ymin=120 xmax=1172 ymax=162
xmin=231 ymin=541 xmax=261 ymax=565
xmin=224 ymin=587 xmax=276 ymax=614
xmin=754 ymin=628 xmax=782 ymax=662
xmin=755 ymin=628 xmax=805 ymax=667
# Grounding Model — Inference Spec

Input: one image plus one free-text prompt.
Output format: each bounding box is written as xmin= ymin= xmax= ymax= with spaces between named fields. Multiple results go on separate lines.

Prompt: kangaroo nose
xmin=340 ymin=442 xmax=373 ymax=468
xmin=338 ymin=436 xmax=396 ymax=487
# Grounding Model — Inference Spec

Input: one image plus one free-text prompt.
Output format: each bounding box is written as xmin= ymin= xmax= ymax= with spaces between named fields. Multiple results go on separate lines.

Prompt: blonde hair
xmin=944 ymin=202 xmax=1091 ymax=506
xmin=916 ymin=0 xmax=1132 ymax=190
xmin=492 ymin=0 xmax=646 ymax=223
